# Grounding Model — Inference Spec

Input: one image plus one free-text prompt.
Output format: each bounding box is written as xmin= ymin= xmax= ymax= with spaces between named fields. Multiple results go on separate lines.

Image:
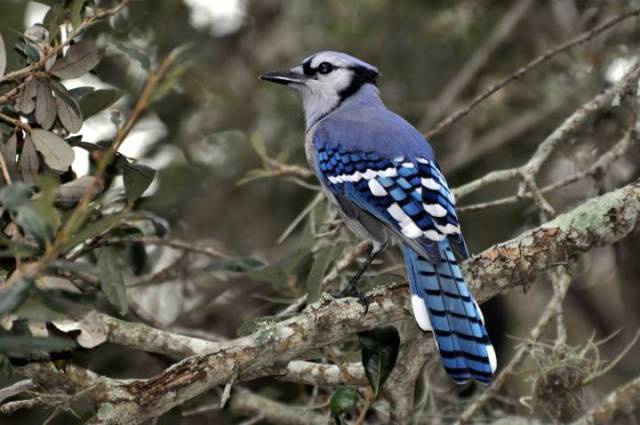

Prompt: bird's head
xmin=260 ymin=51 xmax=380 ymax=127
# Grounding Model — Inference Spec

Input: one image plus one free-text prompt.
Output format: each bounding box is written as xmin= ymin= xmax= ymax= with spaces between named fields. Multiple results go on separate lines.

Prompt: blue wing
xmin=314 ymin=142 xmax=469 ymax=262
xmin=311 ymin=130 xmax=496 ymax=384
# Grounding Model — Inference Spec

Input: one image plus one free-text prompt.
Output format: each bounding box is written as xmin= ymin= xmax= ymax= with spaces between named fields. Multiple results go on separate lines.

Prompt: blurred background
xmin=1 ymin=0 xmax=640 ymax=423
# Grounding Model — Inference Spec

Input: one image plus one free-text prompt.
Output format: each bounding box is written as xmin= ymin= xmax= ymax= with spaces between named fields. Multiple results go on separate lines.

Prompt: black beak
xmin=259 ymin=70 xmax=307 ymax=85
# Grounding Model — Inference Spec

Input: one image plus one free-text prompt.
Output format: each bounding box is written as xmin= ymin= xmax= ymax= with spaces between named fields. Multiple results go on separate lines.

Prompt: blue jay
xmin=261 ymin=51 xmax=496 ymax=383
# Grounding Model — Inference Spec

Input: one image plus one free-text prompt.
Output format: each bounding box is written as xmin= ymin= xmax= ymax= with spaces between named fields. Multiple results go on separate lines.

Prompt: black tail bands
xmin=402 ymin=241 xmax=497 ymax=384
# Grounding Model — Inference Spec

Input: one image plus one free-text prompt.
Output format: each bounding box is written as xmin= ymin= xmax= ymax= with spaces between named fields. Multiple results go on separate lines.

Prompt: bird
xmin=260 ymin=51 xmax=497 ymax=384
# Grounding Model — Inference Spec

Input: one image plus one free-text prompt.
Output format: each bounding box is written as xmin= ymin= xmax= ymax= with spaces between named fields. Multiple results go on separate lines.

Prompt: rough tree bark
xmin=14 ymin=178 xmax=640 ymax=424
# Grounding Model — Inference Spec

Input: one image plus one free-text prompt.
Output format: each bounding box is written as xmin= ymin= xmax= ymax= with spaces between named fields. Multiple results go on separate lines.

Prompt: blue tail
xmin=402 ymin=241 xmax=496 ymax=384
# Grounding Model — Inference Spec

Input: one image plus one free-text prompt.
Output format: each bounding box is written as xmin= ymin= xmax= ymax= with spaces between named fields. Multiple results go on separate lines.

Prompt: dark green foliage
xmin=358 ymin=326 xmax=401 ymax=396
xmin=330 ymin=386 xmax=359 ymax=420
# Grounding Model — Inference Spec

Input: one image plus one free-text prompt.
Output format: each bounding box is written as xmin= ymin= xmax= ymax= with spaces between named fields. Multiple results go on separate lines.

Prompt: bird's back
xmin=310 ymin=87 xmax=435 ymax=162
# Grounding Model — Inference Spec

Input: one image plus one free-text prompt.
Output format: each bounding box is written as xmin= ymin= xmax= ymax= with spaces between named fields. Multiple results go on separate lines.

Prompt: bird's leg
xmin=338 ymin=241 xmax=387 ymax=312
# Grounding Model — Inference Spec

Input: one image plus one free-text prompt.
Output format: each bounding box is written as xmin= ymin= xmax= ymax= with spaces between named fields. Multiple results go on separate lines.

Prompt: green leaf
xmin=0 ymin=335 xmax=75 ymax=355
xmin=55 ymin=176 xmax=102 ymax=209
xmin=122 ymin=162 xmax=155 ymax=203
xmin=69 ymin=86 xmax=95 ymax=98
xmin=207 ymin=257 xmax=266 ymax=273
xmin=30 ymin=128 xmax=75 ymax=173
xmin=77 ymin=89 xmax=123 ymax=120
xmin=16 ymin=78 xmax=37 ymax=114
xmin=71 ymin=0 xmax=87 ymax=29
xmin=15 ymin=39 xmax=40 ymax=62
xmin=96 ymin=246 xmax=128 ymax=315
xmin=35 ymin=78 xmax=57 ymax=130
xmin=0 ymin=278 xmax=34 ymax=315
xmin=0 ymin=182 xmax=31 ymax=211
xmin=43 ymin=3 xmax=65 ymax=40
xmin=330 ymin=387 xmax=359 ymax=416
xmin=37 ymin=286 xmax=96 ymax=317
xmin=358 ymin=326 xmax=400 ymax=397
xmin=49 ymin=79 xmax=83 ymax=133
xmin=18 ymin=133 xmax=40 ymax=185
xmin=250 ymin=132 xmax=267 ymax=158
xmin=62 ymin=212 xmax=126 ymax=253
xmin=0 ymin=32 xmax=6 ymax=77
xmin=50 ymin=38 xmax=104 ymax=79
xmin=305 ymin=245 xmax=342 ymax=303
xmin=15 ymin=203 xmax=55 ymax=245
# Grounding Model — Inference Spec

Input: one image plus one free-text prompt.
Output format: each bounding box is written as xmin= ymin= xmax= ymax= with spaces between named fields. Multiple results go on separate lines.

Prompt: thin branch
xmin=582 ymin=330 xmax=640 ymax=386
xmin=277 ymin=240 xmax=370 ymax=316
xmin=1 ymin=50 xmax=176 ymax=296
xmin=28 ymin=178 xmax=640 ymax=424
xmin=383 ymin=333 xmax=436 ymax=425
xmin=454 ymin=63 xmax=640 ymax=201
xmin=0 ymin=140 xmax=13 ymax=185
xmin=458 ymin=130 xmax=636 ymax=212
xmin=0 ymin=0 xmax=130 ymax=84
xmin=571 ymin=374 xmax=640 ymax=425
xmin=420 ymin=0 xmax=533 ymax=129
xmin=455 ymin=266 xmax=573 ymax=424
xmin=0 ymin=379 xmax=35 ymax=405
xmin=426 ymin=6 xmax=640 ymax=137
xmin=442 ymin=100 xmax=561 ymax=174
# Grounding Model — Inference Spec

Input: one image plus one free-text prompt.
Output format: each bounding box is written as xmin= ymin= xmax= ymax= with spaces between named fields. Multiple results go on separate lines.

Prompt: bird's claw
xmin=336 ymin=283 xmax=369 ymax=314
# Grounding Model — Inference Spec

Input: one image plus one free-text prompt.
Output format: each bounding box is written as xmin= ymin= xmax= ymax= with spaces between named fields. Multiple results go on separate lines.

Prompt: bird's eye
xmin=317 ymin=62 xmax=334 ymax=74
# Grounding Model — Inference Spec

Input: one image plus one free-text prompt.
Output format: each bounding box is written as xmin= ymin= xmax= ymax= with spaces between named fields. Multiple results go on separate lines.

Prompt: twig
xmin=354 ymin=387 xmax=375 ymax=425
xmin=68 ymin=236 xmax=227 ymax=261
xmin=442 ymin=101 xmax=561 ymax=174
xmin=325 ymin=347 xmax=358 ymax=384
xmin=195 ymin=387 xmax=326 ymax=425
xmin=1 ymin=51 xmax=177 ymax=292
xmin=458 ymin=130 xmax=636 ymax=212
xmin=420 ymin=0 xmax=533 ymax=129
xmin=0 ymin=379 xmax=35 ymax=404
xmin=426 ymin=6 xmax=640 ymax=137
xmin=582 ymin=330 xmax=640 ymax=386
xmin=571 ymin=374 xmax=640 ymax=425
xmin=15 ymin=180 xmax=640 ymax=423
xmin=263 ymin=156 xmax=314 ymax=179
xmin=220 ymin=369 xmax=239 ymax=409
xmin=454 ymin=63 xmax=640 ymax=202
xmin=552 ymin=269 xmax=569 ymax=349
xmin=277 ymin=240 xmax=370 ymax=316
xmin=0 ymin=112 xmax=30 ymax=130
xmin=384 ymin=334 xmax=436 ymax=425
xmin=0 ymin=398 xmax=41 ymax=414
xmin=0 ymin=140 xmax=13 ymax=185
xmin=455 ymin=267 xmax=572 ymax=424
xmin=520 ymin=172 xmax=556 ymax=218
xmin=0 ymin=0 xmax=130 ymax=85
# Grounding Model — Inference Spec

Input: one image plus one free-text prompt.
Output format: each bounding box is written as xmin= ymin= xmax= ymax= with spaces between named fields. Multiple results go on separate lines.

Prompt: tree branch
xmin=15 ymin=177 xmax=640 ymax=424
xmin=426 ymin=6 xmax=640 ymax=138
xmin=420 ymin=0 xmax=533 ymax=129
xmin=453 ymin=62 xmax=640 ymax=201
xmin=571 ymin=374 xmax=640 ymax=425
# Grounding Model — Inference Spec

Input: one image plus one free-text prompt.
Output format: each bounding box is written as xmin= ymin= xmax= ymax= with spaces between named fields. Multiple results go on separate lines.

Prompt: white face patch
xmin=298 ymin=67 xmax=353 ymax=128
xmin=411 ymin=295 xmax=432 ymax=331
